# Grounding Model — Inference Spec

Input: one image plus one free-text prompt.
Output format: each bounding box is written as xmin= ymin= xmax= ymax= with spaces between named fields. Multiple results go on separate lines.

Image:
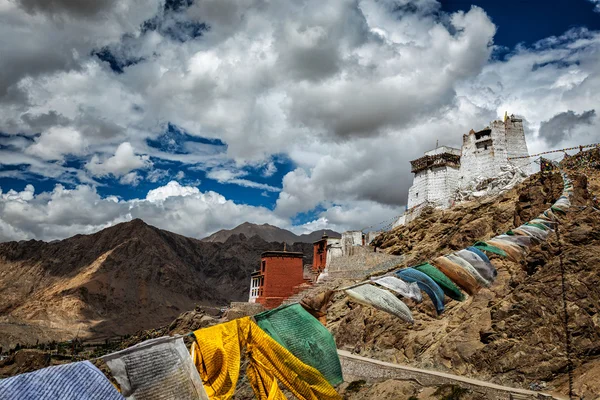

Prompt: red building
xmin=248 ymin=250 xmax=306 ymax=309
xmin=313 ymin=234 xmax=328 ymax=274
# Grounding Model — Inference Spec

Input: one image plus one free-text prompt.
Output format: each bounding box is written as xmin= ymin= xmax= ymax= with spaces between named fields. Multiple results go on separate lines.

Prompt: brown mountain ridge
xmin=0 ymin=219 xmax=313 ymax=349
xmin=202 ymin=221 xmax=340 ymax=244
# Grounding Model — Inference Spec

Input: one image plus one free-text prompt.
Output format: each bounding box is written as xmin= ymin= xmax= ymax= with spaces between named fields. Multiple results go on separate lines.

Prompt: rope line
xmin=508 ymin=143 xmax=600 ymax=160
xmin=554 ymin=220 xmax=575 ymax=399
xmin=361 ymin=214 xmax=403 ymax=232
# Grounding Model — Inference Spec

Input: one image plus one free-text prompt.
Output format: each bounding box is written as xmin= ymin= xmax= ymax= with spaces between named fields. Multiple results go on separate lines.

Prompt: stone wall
xmin=366 ymin=231 xmax=381 ymax=245
xmin=327 ymin=245 xmax=403 ymax=279
xmin=326 ymin=244 xmax=343 ymax=268
xmin=226 ymin=302 xmax=266 ymax=319
xmin=338 ymin=350 xmax=557 ymax=400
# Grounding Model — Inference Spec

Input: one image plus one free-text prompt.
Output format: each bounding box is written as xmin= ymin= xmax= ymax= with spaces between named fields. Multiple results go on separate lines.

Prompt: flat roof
xmin=261 ymin=251 xmax=304 ymax=258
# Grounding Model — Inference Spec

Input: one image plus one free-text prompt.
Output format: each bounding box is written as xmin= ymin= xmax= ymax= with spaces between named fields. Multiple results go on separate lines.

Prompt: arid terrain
xmin=1 ymin=150 xmax=599 ymax=399
xmin=0 ymin=219 xmax=313 ymax=349
xmin=327 ymin=152 xmax=600 ymax=399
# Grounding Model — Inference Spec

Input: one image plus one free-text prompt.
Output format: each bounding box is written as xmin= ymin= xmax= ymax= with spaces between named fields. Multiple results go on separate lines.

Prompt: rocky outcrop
xmin=454 ymin=164 xmax=528 ymax=203
xmin=330 ymin=169 xmax=600 ymax=399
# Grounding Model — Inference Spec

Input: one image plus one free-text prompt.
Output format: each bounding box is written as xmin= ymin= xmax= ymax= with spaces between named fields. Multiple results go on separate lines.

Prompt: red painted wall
xmin=312 ymin=239 xmax=327 ymax=273
xmin=256 ymin=253 xmax=305 ymax=309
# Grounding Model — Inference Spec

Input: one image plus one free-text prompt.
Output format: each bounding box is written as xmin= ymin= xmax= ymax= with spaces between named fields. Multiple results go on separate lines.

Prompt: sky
xmin=0 ymin=0 xmax=599 ymax=242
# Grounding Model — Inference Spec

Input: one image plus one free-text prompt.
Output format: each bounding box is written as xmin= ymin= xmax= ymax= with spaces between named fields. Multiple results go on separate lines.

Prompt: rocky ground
xmin=328 ymin=158 xmax=600 ymax=399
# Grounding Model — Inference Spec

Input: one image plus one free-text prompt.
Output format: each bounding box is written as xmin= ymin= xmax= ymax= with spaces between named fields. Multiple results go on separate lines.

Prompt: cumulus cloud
xmin=456 ymin=28 xmax=600 ymax=154
xmin=25 ymin=126 xmax=87 ymax=161
xmin=539 ymin=110 xmax=596 ymax=147
xmin=0 ymin=182 xmax=289 ymax=241
xmin=0 ymin=184 xmax=35 ymax=202
xmin=1 ymin=0 xmax=600 ymax=241
xmin=86 ymin=142 xmax=152 ymax=178
xmin=14 ymin=0 xmax=118 ymax=18
xmin=145 ymin=180 xmax=200 ymax=202
xmin=0 ymin=0 xmax=160 ymax=103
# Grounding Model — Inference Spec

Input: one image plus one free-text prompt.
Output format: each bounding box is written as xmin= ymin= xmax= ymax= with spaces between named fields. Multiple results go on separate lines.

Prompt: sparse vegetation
xmin=433 ymin=384 xmax=469 ymax=400
xmin=346 ymin=379 xmax=366 ymax=393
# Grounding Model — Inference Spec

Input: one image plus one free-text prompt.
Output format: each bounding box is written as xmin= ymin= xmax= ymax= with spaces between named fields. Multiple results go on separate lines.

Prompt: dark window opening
xmin=476 ymin=139 xmax=493 ymax=150
xmin=475 ymin=128 xmax=491 ymax=140
xmin=261 ymin=261 xmax=266 ymax=272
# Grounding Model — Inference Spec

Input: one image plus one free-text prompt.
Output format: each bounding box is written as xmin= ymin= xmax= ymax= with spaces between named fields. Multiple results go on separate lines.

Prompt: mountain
xmin=202 ymin=222 xmax=340 ymax=244
xmin=0 ymin=219 xmax=313 ymax=349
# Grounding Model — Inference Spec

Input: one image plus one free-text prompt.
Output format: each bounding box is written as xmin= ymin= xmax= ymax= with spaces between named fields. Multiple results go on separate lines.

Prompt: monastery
xmin=246 ymin=113 xmax=531 ymax=307
xmin=401 ymin=113 xmax=531 ymax=224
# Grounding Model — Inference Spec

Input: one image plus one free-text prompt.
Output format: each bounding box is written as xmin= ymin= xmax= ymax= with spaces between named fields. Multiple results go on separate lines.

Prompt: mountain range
xmin=202 ymin=222 xmax=340 ymax=244
xmin=0 ymin=219 xmax=314 ymax=349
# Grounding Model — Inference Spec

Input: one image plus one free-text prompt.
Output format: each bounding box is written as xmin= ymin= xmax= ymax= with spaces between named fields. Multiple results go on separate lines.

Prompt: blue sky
xmin=0 ymin=0 xmax=599 ymax=241
xmin=442 ymin=0 xmax=600 ymax=50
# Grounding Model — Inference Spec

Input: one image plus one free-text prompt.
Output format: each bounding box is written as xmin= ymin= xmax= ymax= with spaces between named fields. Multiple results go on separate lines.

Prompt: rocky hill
xmin=0 ymin=219 xmax=312 ymax=350
xmin=202 ymin=221 xmax=340 ymax=244
xmin=324 ymin=159 xmax=600 ymax=398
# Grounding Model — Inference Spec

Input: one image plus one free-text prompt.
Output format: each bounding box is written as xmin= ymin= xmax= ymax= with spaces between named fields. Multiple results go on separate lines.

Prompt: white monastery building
xmin=406 ymin=113 xmax=531 ymax=213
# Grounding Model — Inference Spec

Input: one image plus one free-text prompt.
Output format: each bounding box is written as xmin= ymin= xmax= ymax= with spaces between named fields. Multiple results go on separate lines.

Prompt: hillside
xmin=0 ymin=219 xmax=312 ymax=349
xmin=202 ymin=221 xmax=340 ymax=244
xmin=324 ymin=158 xmax=600 ymax=398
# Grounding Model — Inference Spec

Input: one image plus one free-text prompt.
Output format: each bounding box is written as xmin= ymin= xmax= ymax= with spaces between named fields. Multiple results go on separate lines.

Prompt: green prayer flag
xmin=414 ymin=263 xmax=465 ymax=301
xmin=254 ymin=303 xmax=344 ymax=386
xmin=473 ymin=241 xmax=508 ymax=257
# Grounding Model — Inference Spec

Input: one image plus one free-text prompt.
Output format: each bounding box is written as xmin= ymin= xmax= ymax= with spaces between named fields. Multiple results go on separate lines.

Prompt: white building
xmin=401 ymin=113 xmax=531 ymax=222
xmin=459 ymin=114 xmax=531 ymax=187
xmin=407 ymin=146 xmax=461 ymax=210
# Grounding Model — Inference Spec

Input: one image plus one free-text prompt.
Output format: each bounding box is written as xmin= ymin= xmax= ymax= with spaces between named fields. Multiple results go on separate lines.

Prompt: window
xmin=261 ymin=261 xmax=266 ymax=272
xmin=416 ymin=192 xmax=419 ymax=197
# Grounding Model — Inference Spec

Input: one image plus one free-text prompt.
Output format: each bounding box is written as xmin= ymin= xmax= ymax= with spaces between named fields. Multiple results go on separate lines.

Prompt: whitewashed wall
xmin=505 ymin=118 xmax=532 ymax=174
xmin=407 ymin=170 xmax=428 ymax=209
xmin=342 ymin=230 xmax=364 ymax=256
xmin=403 ymin=115 xmax=531 ymax=225
xmin=408 ymin=165 xmax=459 ymax=210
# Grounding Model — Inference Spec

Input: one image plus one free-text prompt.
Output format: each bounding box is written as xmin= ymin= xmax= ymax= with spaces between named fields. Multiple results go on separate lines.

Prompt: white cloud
xmin=292 ymin=217 xmax=330 ymax=235
xmin=0 ymin=184 xmax=35 ymax=202
xmin=145 ymin=181 xmax=200 ymax=202
xmin=1 ymin=0 xmax=599 ymax=241
xmin=86 ymin=142 xmax=152 ymax=178
xmin=25 ymin=126 xmax=87 ymax=161
xmin=262 ymin=162 xmax=277 ymax=177
xmin=119 ymin=172 xmax=142 ymax=186
xmin=588 ymin=0 xmax=600 ymax=13
xmin=146 ymin=168 xmax=170 ymax=183
xmin=206 ymin=169 xmax=281 ymax=192
xmin=0 ymin=182 xmax=289 ymax=241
